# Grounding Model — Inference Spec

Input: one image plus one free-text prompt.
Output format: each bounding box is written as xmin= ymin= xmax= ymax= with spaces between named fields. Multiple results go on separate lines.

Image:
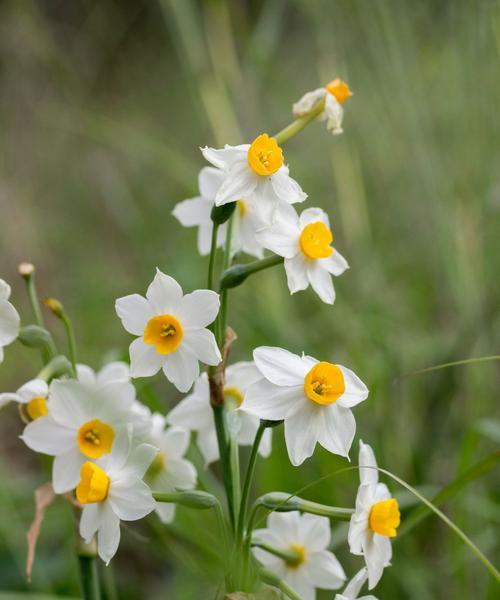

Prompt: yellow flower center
xmin=287 ymin=543 xmax=307 ymax=569
xmin=304 ymin=362 xmax=345 ymax=405
xmin=224 ymin=386 xmax=244 ymax=408
xmin=76 ymin=462 xmax=110 ymax=504
xmin=147 ymin=452 xmax=166 ymax=480
xmin=26 ymin=396 xmax=48 ymax=420
xmin=238 ymin=200 xmax=247 ymax=217
xmin=299 ymin=222 xmax=333 ymax=259
xmin=144 ymin=314 xmax=184 ymax=354
xmin=369 ymin=498 xmax=401 ymax=537
xmin=325 ymin=78 xmax=353 ymax=104
xmin=77 ymin=419 xmax=115 ymax=459
xmin=247 ymin=134 xmax=284 ymax=176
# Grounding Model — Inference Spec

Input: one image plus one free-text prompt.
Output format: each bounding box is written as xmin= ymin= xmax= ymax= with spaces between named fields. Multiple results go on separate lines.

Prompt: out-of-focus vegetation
xmin=0 ymin=1 xmax=499 ymax=598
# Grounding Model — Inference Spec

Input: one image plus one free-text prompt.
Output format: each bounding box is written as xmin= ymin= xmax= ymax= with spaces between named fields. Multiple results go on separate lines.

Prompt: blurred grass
xmin=0 ymin=0 xmax=499 ymax=598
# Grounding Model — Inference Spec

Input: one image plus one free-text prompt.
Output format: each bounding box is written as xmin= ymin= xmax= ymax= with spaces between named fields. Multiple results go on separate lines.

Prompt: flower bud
xmin=18 ymin=325 xmax=53 ymax=349
xmin=153 ymin=490 xmax=218 ymax=510
xmin=17 ymin=262 xmax=35 ymax=279
xmin=43 ymin=297 xmax=64 ymax=318
xmin=211 ymin=201 xmax=236 ymax=225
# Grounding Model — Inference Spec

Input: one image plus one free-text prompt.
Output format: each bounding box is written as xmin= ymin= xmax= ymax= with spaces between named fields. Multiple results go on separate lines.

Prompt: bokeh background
xmin=0 ymin=0 xmax=499 ymax=598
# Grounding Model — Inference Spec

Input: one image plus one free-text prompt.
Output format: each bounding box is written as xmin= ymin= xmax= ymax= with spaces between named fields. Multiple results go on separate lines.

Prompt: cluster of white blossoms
xmin=0 ymin=80 xmax=409 ymax=599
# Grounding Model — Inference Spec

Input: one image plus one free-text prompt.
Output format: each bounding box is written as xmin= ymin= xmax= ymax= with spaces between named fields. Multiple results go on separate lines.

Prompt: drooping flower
xmin=0 ymin=278 xmax=21 ymax=364
xmin=143 ymin=412 xmax=197 ymax=523
xmin=78 ymin=429 xmax=157 ymax=563
xmin=348 ymin=441 xmax=400 ymax=589
xmin=77 ymin=361 xmax=130 ymax=386
xmin=201 ymin=134 xmax=307 ymax=222
xmin=293 ymin=79 xmax=353 ymax=135
xmin=256 ymin=204 xmax=348 ymax=304
xmin=242 ymin=347 xmax=368 ymax=466
xmin=167 ymin=362 xmax=272 ymax=465
xmin=252 ymin=511 xmax=346 ymax=600
xmin=172 ymin=167 xmax=265 ymax=258
xmin=334 ymin=567 xmax=377 ymax=600
xmin=22 ymin=378 xmax=139 ymax=493
xmin=115 ymin=269 xmax=221 ymax=393
xmin=0 ymin=378 xmax=49 ymax=419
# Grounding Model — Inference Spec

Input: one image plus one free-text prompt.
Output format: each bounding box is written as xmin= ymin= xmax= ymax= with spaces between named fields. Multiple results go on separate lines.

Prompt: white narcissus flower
xmin=242 ymin=347 xmax=368 ymax=466
xmin=348 ymin=441 xmax=400 ymax=589
xmin=252 ymin=511 xmax=346 ymax=600
xmin=115 ymin=269 xmax=221 ymax=393
xmin=77 ymin=361 xmax=130 ymax=385
xmin=0 ymin=278 xmax=21 ymax=364
xmin=334 ymin=567 xmax=377 ymax=600
xmin=293 ymin=79 xmax=353 ymax=136
xmin=167 ymin=362 xmax=272 ymax=466
xmin=0 ymin=378 xmax=49 ymax=419
xmin=256 ymin=204 xmax=348 ymax=305
xmin=21 ymin=378 xmax=139 ymax=493
xmin=172 ymin=167 xmax=265 ymax=258
xmin=201 ymin=133 xmax=307 ymax=222
xmin=77 ymin=429 xmax=157 ymax=564
xmin=144 ymin=413 xmax=197 ymax=523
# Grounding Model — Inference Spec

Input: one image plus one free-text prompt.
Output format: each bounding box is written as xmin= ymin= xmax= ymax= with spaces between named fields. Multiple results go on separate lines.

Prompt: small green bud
xmin=219 ymin=264 xmax=250 ymax=290
xmin=153 ymin=490 xmax=218 ymax=509
xmin=18 ymin=325 xmax=53 ymax=349
xmin=43 ymin=297 xmax=64 ymax=318
xmin=37 ymin=355 xmax=73 ymax=382
xmin=211 ymin=201 xmax=236 ymax=225
xmin=259 ymin=492 xmax=300 ymax=512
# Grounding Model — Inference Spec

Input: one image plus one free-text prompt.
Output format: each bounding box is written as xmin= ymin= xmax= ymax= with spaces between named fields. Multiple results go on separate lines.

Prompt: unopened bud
xmin=153 ymin=490 xmax=218 ymax=510
xmin=211 ymin=201 xmax=236 ymax=225
xmin=18 ymin=325 xmax=53 ymax=349
xmin=43 ymin=297 xmax=64 ymax=318
xmin=18 ymin=262 xmax=35 ymax=279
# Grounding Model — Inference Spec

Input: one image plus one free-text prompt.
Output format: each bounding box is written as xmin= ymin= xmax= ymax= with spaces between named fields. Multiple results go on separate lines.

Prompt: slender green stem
xmin=220 ymin=255 xmax=284 ymax=290
xmin=273 ymin=99 xmax=326 ymax=145
xmin=217 ymin=213 xmax=234 ymax=346
xmin=78 ymin=555 xmax=101 ymax=600
xmin=211 ymin=403 xmax=235 ymax=528
xmin=60 ymin=310 xmax=78 ymax=377
xmin=22 ymin=272 xmax=56 ymax=362
xmin=100 ymin=562 xmax=117 ymax=600
xmin=237 ymin=422 xmax=266 ymax=545
xmin=207 ymin=223 xmax=219 ymax=290
xmin=229 ymin=421 xmax=241 ymax=524
xmin=400 ymin=355 xmax=500 ymax=379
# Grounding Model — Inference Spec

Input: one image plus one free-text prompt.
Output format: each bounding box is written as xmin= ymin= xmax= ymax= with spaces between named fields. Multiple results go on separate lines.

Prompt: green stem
xmin=400 ymin=355 xmax=500 ymax=378
xmin=217 ymin=213 xmax=235 ymax=346
xmin=22 ymin=272 xmax=56 ymax=362
xmin=273 ymin=99 xmax=326 ymax=145
xmin=78 ymin=555 xmax=101 ymax=600
xmin=220 ymin=255 xmax=284 ymax=290
xmin=211 ymin=404 xmax=235 ymax=528
xmin=252 ymin=542 xmax=301 ymax=565
xmin=207 ymin=223 xmax=219 ymax=290
xmin=60 ymin=310 xmax=78 ymax=377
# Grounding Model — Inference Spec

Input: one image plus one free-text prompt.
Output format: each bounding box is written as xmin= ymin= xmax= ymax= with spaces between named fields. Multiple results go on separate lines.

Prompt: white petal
xmin=129 ymin=338 xmax=163 ymax=378
xmin=336 ymin=366 xmax=369 ymax=408
xmin=0 ymin=392 xmax=21 ymax=408
xmin=242 ymin=379 xmax=303 ymax=420
xmin=364 ymin=534 xmax=391 ymax=589
xmin=215 ymin=160 xmax=258 ymax=206
xmin=358 ymin=441 xmax=378 ymax=486
xmin=109 ymin=479 xmax=155 ymax=521
xmin=162 ymin=347 xmax=200 ymax=393
xmin=80 ymin=504 xmax=100 ymax=543
xmin=167 ymin=378 xmax=211 ymax=430
xmin=298 ymin=513 xmax=331 ymax=551
xmin=76 ymin=364 xmax=97 ymax=384
xmin=299 ymin=207 xmax=330 ymax=229
xmin=97 ymin=362 xmax=130 ymax=384
xmin=97 ymin=503 xmax=121 ymax=564
xmin=199 ymin=166 xmax=225 ymax=198
xmin=21 ymin=416 xmax=75 ymax=455
xmin=324 ymin=94 xmax=344 ymax=134
xmin=284 ymin=402 xmax=321 ymax=466
xmin=49 ymin=379 xmax=92 ymax=428
xmin=196 ymin=427 xmax=219 ymax=465
xmin=197 ymin=222 xmax=219 ymax=256
xmin=146 ymin=269 xmax=183 ymax=314
xmin=318 ymin=405 xmax=356 ymax=458
xmin=347 ymin=515 xmax=368 ymax=555
xmin=253 ymin=346 xmax=308 ymax=386
xmin=121 ymin=443 xmax=158 ymax=480
xmin=259 ymin=428 xmax=273 ymax=458
xmin=0 ymin=300 xmax=20 ymax=346
xmin=254 ymin=204 xmax=300 ymax=259
xmin=285 ymin=570 xmax=315 ymax=600
xmin=161 ymin=427 xmax=190 ymax=458
xmin=307 ymin=260 xmax=335 ymax=304
xmin=284 ymin=254 xmax=309 ymax=294
xmin=163 ymin=458 xmax=197 ymax=489
xmin=270 ymin=167 xmax=307 ymax=205
xmin=0 ymin=279 xmax=12 ymax=301
xmin=225 ymin=361 xmax=262 ymax=391
xmin=155 ymin=502 xmax=176 ymax=524
xmin=342 ymin=567 xmax=370 ymax=600
xmin=52 ymin=447 xmax=85 ymax=493
xmin=201 ymin=145 xmax=248 ymax=170
xmin=172 ymin=196 xmax=212 ymax=227
xmin=115 ymin=294 xmax=153 ymax=336
xmin=236 ymin=411 xmax=260 ymax=446
xmin=302 ymin=550 xmax=346 ymax=589
xmin=182 ymin=328 xmax=221 ymax=366
xmin=320 ymin=250 xmax=349 ymax=276
xmin=267 ymin=511 xmax=301 ymax=545
xmin=179 ymin=290 xmax=220 ymax=328
xmin=93 ymin=381 xmax=136 ymax=422
xmin=16 ymin=379 xmax=48 ymax=403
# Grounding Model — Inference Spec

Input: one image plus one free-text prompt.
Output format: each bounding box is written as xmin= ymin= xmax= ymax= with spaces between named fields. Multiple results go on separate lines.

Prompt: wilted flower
xmin=256 ymin=204 xmax=348 ymax=304
xmin=253 ymin=511 xmax=346 ymax=600
xmin=0 ymin=278 xmax=20 ymax=364
xmin=348 ymin=441 xmax=400 ymax=589
xmin=115 ymin=269 xmax=221 ymax=392
xmin=242 ymin=347 xmax=368 ymax=465
xmin=293 ymin=79 xmax=352 ymax=135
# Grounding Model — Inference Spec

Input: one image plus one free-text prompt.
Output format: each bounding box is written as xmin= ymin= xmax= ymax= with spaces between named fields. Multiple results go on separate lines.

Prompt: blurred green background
xmin=0 ymin=0 xmax=499 ymax=598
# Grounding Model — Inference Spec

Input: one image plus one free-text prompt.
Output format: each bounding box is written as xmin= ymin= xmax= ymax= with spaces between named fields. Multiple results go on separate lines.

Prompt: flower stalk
xmin=77 ymin=538 xmax=101 ymax=600
xmin=273 ymin=98 xmax=326 ymax=145
xmin=220 ymin=255 xmax=284 ymax=290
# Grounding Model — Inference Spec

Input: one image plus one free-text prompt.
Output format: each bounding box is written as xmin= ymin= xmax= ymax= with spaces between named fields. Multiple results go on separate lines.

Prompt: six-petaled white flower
xmin=252 ymin=511 xmax=346 ymax=600
xmin=293 ymin=79 xmax=352 ymax=136
xmin=115 ymin=269 xmax=221 ymax=393
xmin=22 ymin=378 xmax=139 ymax=493
xmin=348 ymin=441 xmax=400 ymax=589
xmin=256 ymin=204 xmax=348 ymax=304
xmin=0 ymin=278 xmax=20 ymax=364
xmin=0 ymin=378 xmax=49 ymax=419
xmin=242 ymin=347 xmax=368 ymax=466
xmin=334 ymin=567 xmax=377 ymax=600
xmin=201 ymin=134 xmax=307 ymax=223
xmin=78 ymin=429 xmax=157 ymax=563
xmin=143 ymin=412 xmax=197 ymax=523
xmin=168 ymin=362 xmax=272 ymax=466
